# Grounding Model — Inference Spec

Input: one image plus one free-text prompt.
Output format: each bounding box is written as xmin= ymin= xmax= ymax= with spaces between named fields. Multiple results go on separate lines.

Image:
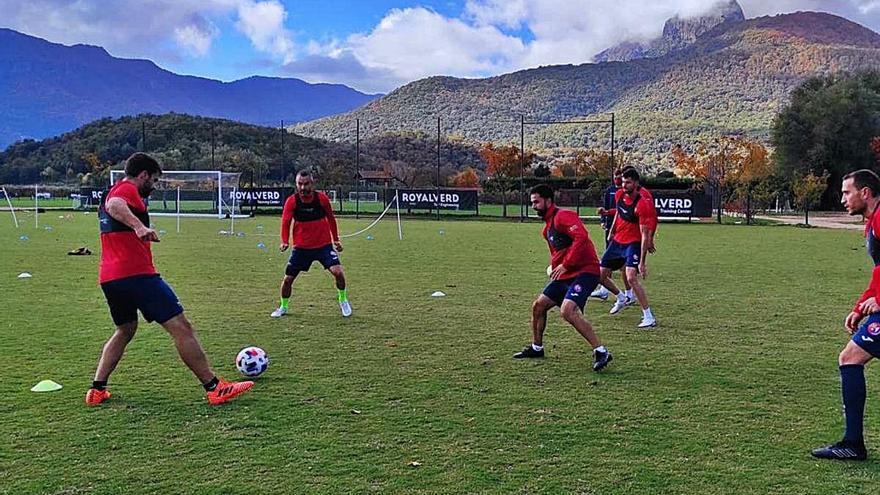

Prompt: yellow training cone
xmin=31 ymin=380 xmax=62 ymax=392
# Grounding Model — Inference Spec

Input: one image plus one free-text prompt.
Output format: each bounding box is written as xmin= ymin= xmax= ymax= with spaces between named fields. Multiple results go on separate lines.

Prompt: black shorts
xmin=101 ymin=274 xmax=184 ymax=326
xmin=542 ymin=273 xmax=600 ymax=311
xmin=286 ymin=245 xmax=340 ymax=275
xmin=600 ymin=241 xmax=641 ymax=271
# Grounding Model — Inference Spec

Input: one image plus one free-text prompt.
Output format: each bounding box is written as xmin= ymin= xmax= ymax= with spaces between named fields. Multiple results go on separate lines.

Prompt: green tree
xmin=772 ymin=71 xmax=880 ymax=208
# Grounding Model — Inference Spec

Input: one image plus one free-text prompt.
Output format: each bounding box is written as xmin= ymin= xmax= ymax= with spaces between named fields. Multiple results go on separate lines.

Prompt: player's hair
xmin=621 ymin=167 xmax=640 ymax=182
xmin=296 ymin=169 xmax=314 ymax=180
xmin=124 ymin=152 xmax=162 ymax=178
xmin=843 ymin=169 xmax=880 ymax=197
xmin=529 ymin=184 xmax=554 ymax=201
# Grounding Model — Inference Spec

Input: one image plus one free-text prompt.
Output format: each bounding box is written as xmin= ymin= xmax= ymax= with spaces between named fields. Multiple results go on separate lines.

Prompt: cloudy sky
xmin=1 ymin=0 xmax=879 ymax=94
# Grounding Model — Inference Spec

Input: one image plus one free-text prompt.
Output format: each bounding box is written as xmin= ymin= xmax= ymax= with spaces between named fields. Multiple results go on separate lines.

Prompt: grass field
xmin=2 ymin=211 xmax=880 ymax=494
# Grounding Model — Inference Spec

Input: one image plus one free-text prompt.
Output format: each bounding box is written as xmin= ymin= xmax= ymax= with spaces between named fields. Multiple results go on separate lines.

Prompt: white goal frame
xmin=110 ymin=169 xmax=245 ymax=219
xmin=349 ymin=191 xmax=379 ymax=203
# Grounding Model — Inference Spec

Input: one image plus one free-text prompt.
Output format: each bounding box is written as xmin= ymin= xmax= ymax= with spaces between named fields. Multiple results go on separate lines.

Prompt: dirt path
xmin=755 ymin=213 xmax=863 ymax=230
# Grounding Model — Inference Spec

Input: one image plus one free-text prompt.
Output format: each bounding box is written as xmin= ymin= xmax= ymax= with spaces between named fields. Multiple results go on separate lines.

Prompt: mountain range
xmin=0 ymin=28 xmax=379 ymax=150
xmin=295 ymin=10 xmax=880 ymax=169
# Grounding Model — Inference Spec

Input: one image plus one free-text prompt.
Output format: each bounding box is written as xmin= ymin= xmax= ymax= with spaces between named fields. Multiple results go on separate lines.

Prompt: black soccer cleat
xmin=811 ymin=441 xmax=867 ymax=461
xmin=593 ymin=349 xmax=613 ymax=371
xmin=513 ymin=345 xmax=544 ymax=359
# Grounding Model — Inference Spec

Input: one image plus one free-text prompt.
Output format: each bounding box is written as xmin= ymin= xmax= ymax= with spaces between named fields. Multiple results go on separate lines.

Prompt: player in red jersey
xmin=598 ymin=167 xmax=659 ymax=328
xmin=86 ymin=153 xmax=253 ymax=406
xmin=812 ymin=169 xmax=880 ymax=461
xmin=513 ymin=184 xmax=613 ymax=371
xmin=271 ymin=169 xmax=351 ymax=318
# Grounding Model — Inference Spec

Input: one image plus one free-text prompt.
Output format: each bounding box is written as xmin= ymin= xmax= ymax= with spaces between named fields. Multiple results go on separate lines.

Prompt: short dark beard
xmin=535 ymin=208 xmax=547 ymax=218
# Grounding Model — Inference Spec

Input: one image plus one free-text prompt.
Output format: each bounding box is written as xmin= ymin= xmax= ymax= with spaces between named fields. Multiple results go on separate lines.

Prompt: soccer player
xmin=271 ymin=169 xmax=352 ymax=318
xmin=86 ymin=153 xmax=254 ymax=406
xmin=597 ymin=167 xmax=659 ymax=328
xmin=591 ymin=170 xmax=632 ymax=301
xmin=513 ymin=184 xmax=613 ymax=371
xmin=812 ymin=169 xmax=880 ymax=461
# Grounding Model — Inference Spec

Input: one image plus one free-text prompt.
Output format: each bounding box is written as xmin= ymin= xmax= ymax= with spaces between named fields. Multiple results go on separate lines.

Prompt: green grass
xmin=2 ymin=212 xmax=880 ymax=494
xmin=6 ymin=198 xmax=74 ymax=208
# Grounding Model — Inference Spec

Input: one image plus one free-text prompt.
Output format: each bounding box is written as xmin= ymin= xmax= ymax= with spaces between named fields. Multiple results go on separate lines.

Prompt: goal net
xmin=349 ymin=191 xmax=379 ymax=203
xmin=110 ymin=170 xmax=244 ymax=218
xmin=340 ymin=190 xmax=403 ymax=240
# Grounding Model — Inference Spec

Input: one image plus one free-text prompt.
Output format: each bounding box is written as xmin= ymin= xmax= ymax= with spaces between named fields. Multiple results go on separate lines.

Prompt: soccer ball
xmin=236 ymin=346 xmax=269 ymax=377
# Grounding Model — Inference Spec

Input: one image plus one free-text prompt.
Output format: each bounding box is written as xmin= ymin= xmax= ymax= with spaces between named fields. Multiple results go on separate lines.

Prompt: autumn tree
xmin=452 ymin=167 xmax=480 ymax=188
xmin=672 ymin=137 xmax=774 ymax=224
xmin=80 ymin=152 xmax=114 ymax=187
xmin=792 ymin=171 xmax=830 ymax=226
xmin=480 ymin=143 xmax=534 ymax=178
xmin=480 ymin=143 xmax=535 ymax=217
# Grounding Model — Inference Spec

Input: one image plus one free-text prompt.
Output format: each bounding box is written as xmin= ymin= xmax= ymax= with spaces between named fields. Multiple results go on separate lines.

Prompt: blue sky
xmin=1 ymin=0 xmax=879 ymax=94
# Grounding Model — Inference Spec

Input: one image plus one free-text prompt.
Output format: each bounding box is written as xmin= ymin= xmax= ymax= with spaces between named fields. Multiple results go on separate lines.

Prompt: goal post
xmin=110 ymin=169 xmax=245 ymax=219
xmin=349 ymin=191 xmax=378 ymax=203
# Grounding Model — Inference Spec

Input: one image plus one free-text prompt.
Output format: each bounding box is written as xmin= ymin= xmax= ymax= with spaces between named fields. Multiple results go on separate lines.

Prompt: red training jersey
xmin=99 ymin=180 xmax=157 ymax=284
xmin=606 ymin=186 xmax=658 ymax=245
xmin=280 ymin=192 xmax=339 ymax=249
xmin=542 ymin=204 xmax=601 ymax=278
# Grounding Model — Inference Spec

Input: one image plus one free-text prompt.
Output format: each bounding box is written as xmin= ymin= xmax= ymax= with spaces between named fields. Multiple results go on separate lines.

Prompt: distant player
xmin=87 ymin=153 xmax=254 ymax=406
xmin=812 ymin=169 xmax=880 ymax=461
xmin=513 ymin=184 xmax=613 ymax=371
xmin=597 ymin=167 xmax=658 ymax=328
xmin=271 ymin=169 xmax=352 ymax=318
xmin=591 ymin=169 xmax=633 ymax=302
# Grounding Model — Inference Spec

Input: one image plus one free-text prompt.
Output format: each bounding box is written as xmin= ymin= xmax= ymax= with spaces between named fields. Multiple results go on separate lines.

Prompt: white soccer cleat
xmin=637 ymin=316 xmax=657 ymax=328
xmin=625 ymin=295 xmax=637 ymax=306
xmin=270 ymin=307 xmax=287 ymax=318
xmin=339 ymin=300 xmax=352 ymax=317
xmin=609 ymin=298 xmax=628 ymax=315
xmin=590 ymin=286 xmax=609 ymax=301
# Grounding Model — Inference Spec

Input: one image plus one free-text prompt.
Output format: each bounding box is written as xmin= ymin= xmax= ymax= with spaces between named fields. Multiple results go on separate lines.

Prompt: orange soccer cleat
xmin=85 ymin=388 xmax=111 ymax=406
xmin=206 ymin=378 xmax=254 ymax=405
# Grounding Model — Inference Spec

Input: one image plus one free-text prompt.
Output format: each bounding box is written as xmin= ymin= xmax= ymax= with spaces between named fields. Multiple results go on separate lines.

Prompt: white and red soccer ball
xmin=236 ymin=346 xmax=269 ymax=377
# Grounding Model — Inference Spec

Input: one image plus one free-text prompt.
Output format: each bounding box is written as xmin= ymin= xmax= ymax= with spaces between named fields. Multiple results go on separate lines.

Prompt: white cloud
xmin=281 ymin=7 xmax=525 ymax=93
xmin=465 ymin=0 xmax=529 ymax=29
xmin=0 ymin=0 xmax=297 ymax=63
xmin=286 ymin=2 xmax=727 ymax=91
xmin=235 ymin=0 xmax=295 ymax=63
xmin=174 ymin=21 xmax=218 ymax=57
xmin=347 ymin=8 xmax=524 ymax=82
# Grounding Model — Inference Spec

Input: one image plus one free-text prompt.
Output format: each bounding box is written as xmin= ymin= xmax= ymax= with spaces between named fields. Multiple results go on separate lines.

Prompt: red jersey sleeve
xmin=854 ymin=266 xmax=880 ymax=315
xmin=319 ymin=192 xmax=339 ymax=242
xmin=280 ymin=195 xmax=296 ymax=244
xmin=636 ymin=191 xmax=658 ymax=232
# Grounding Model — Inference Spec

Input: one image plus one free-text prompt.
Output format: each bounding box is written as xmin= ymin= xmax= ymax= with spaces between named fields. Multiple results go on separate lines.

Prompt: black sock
xmin=92 ymin=380 xmax=107 ymax=391
xmin=840 ymin=364 xmax=867 ymax=446
xmin=203 ymin=376 xmax=219 ymax=392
